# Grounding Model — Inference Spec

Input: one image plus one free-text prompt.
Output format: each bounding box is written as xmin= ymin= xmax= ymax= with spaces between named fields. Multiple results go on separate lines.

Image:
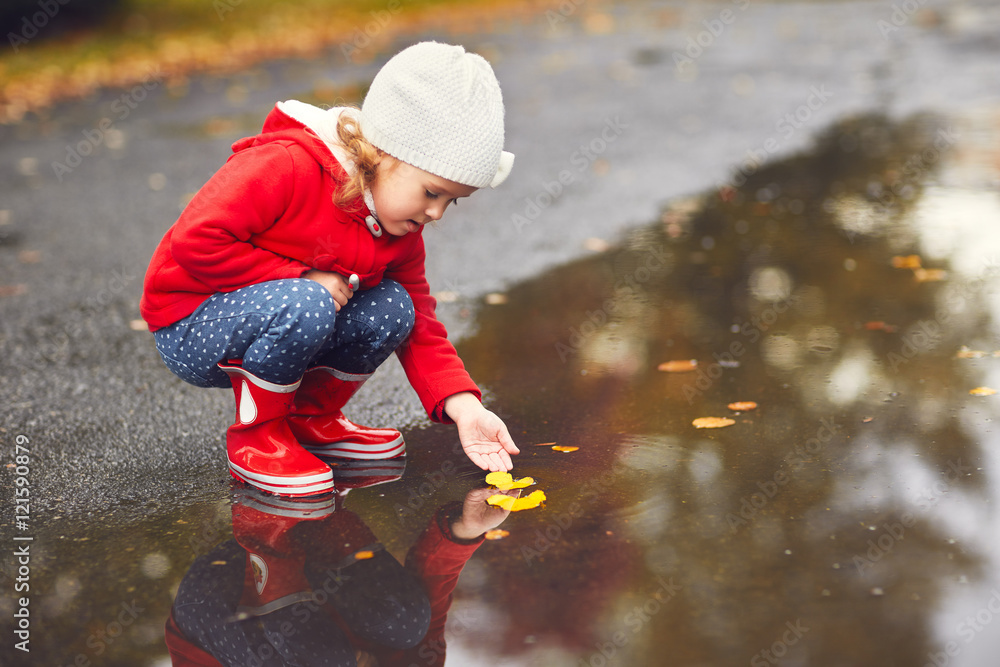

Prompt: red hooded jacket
xmin=140 ymin=102 xmax=480 ymax=421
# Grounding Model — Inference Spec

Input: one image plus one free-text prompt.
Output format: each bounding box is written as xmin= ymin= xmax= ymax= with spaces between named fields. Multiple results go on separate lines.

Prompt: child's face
xmin=371 ymin=156 xmax=478 ymax=236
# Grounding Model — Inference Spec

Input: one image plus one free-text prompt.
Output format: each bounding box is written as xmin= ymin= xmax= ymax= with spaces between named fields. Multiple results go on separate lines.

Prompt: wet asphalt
xmin=0 ymin=0 xmax=998 ymax=544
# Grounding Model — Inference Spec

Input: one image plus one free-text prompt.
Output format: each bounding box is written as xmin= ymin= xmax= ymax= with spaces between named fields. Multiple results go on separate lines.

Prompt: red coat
xmin=140 ymin=103 xmax=479 ymax=421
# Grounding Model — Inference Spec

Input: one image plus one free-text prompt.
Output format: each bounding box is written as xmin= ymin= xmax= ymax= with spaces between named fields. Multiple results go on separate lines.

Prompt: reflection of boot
xmin=230 ymin=484 xmax=334 ymax=618
xmin=327 ymin=458 xmax=406 ymax=491
xmin=218 ymin=360 xmax=334 ymax=497
xmin=287 ymin=366 xmax=405 ymax=460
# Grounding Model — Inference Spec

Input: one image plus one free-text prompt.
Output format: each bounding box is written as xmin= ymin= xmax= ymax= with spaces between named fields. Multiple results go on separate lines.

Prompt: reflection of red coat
xmin=139 ymin=103 xmax=479 ymax=420
xmin=164 ymin=506 xmax=483 ymax=667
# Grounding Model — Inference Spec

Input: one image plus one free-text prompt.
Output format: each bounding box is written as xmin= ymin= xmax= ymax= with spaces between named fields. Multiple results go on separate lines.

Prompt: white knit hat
xmin=360 ymin=42 xmax=514 ymax=189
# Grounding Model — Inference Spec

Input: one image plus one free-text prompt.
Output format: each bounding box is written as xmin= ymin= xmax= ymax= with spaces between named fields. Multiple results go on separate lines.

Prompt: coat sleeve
xmin=387 ymin=235 xmax=481 ymax=423
xmin=168 ymin=142 xmax=312 ymax=292
xmin=388 ymin=503 xmax=484 ymax=667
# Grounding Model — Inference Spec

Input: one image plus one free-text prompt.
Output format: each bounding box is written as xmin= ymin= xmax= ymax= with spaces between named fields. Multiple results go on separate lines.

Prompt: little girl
xmin=140 ymin=42 xmax=520 ymax=497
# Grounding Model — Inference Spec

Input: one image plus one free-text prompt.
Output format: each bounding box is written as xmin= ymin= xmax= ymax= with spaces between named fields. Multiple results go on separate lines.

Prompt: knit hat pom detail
xmin=360 ymin=41 xmax=514 ymax=189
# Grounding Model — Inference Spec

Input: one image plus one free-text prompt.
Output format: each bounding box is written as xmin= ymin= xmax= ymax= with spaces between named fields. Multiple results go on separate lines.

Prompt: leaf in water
xmin=657 ymin=359 xmax=698 ymax=372
xmin=969 ymin=387 xmax=997 ymax=396
xmin=552 ymin=446 xmax=579 ymax=453
xmin=955 ymin=347 xmax=986 ymax=359
xmin=891 ymin=255 xmax=922 ymax=269
xmin=484 ymin=529 xmax=509 ymax=540
xmin=354 ymin=550 xmax=375 ymax=560
xmin=864 ymin=321 xmax=898 ymax=333
xmin=727 ymin=401 xmax=758 ymax=411
xmin=914 ymin=268 xmax=948 ymax=283
xmin=487 ymin=490 xmax=547 ymax=512
xmin=485 ymin=471 xmax=535 ymax=490
xmin=532 ymin=442 xmax=557 ymax=447
xmin=692 ymin=417 xmax=736 ymax=428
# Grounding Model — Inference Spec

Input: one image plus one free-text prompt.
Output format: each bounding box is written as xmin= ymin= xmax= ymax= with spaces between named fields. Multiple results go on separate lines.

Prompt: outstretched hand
xmin=443 ymin=392 xmax=520 ymax=472
xmin=450 ymin=486 xmax=516 ymax=540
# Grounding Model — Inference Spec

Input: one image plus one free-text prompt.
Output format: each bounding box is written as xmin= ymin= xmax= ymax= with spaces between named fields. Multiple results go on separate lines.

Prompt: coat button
xmin=365 ymin=215 xmax=382 ymax=238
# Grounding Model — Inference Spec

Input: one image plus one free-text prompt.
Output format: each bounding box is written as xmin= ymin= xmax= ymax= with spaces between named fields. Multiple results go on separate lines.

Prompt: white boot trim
xmin=229 ymin=461 xmax=333 ymax=488
xmin=220 ymin=364 xmax=301 ymax=393
xmin=316 ymin=367 xmax=372 ymax=382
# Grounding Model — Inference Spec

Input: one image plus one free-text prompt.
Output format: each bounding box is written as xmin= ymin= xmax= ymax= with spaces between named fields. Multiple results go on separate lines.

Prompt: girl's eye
xmin=425 ymin=190 xmax=439 ymax=199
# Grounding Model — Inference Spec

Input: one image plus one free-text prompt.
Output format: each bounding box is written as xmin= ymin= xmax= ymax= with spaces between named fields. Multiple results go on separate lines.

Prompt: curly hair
xmin=333 ymin=110 xmax=381 ymax=211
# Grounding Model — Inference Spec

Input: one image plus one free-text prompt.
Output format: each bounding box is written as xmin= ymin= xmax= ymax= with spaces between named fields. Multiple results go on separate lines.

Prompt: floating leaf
xmin=552 ymin=446 xmax=579 ymax=453
xmin=727 ymin=401 xmax=757 ymax=411
xmin=862 ymin=416 xmax=874 ymax=423
xmin=914 ymin=268 xmax=947 ymax=283
xmin=969 ymin=387 xmax=997 ymax=396
xmin=484 ymin=529 xmax=509 ymax=540
xmin=657 ymin=359 xmax=698 ymax=373
xmin=955 ymin=347 xmax=986 ymax=359
xmin=892 ymin=255 xmax=922 ymax=269
xmin=865 ymin=321 xmax=898 ymax=333
xmin=354 ymin=550 xmax=375 ymax=560
xmin=532 ymin=442 xmax=557 ymax=447
xmin=485 ymin=471 xmax=535 ymax=491
xmin=487 ymin=490 xmax=546 ymax=512
xmin=692 ymin=417 xmax=735 ymax=428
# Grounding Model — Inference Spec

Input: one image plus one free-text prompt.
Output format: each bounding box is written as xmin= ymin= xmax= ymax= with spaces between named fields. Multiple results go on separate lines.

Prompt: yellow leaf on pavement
xmin=487 ymin=490 xmax=547 ymax=512
xmin=692 ymin=417 xmax=736 ymax=428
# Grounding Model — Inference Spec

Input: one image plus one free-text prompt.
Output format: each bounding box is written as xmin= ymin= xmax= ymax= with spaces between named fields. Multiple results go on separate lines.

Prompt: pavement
xmin=1 ymin=0 xmax=999 ymax=523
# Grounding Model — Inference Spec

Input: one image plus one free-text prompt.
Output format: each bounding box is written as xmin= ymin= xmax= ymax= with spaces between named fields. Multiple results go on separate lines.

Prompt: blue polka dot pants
xmin=153 ymin=278 xmax=415 ymax=387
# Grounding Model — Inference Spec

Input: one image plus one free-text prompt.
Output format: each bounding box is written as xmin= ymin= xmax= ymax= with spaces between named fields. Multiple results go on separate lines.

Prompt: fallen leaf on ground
xmin=892 ymin=255 xmax=922 ymax=269
xmin=484 ymin=529 xmax=509 ymax=540
xmin=353 ymin=550 xmax=375 ymax=560
xmin=727 ymin=401 xmax=757 ymax=411
xmin=863 ymin=417 xmax=874 ymax=423
xmin=532 ymin=442 xmax=557 ymax=447
xmin=914 ymin=268 xmax=948 ymax=283
xmin=657 ymin=359 xmax=698 ymax=372
xmin=487 ymin=490 xmax=546 ymax=511
xmin=0 ymin=284 xmax=27 ymax=297
xmin=693 ymin=417 xmax=736 ymax=428
xmin=969 ymin=387 xmax=997 ymax=396
xmin=485 ymin=471 xmax=535 ymax=490
xmin=955 ymin=347 xmax=986 ymax=359
xmin=552 ymin=446 xmax=579 ymax=453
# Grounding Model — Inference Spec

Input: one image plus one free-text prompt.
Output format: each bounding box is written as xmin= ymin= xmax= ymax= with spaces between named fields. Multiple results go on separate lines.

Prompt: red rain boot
xmin=287 ymin=366 xmax=405 ymax=460
xmin=218 ymin=360 xmax=334 ymax=497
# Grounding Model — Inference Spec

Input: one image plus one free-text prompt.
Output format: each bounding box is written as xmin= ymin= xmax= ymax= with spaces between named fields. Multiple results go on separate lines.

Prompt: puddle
xmin=7 ymin=108 xmax=1000 ymax=666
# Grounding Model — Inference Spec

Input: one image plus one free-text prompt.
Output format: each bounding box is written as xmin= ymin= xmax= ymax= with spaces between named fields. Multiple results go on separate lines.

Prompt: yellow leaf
xmin=487 ymin=490 xmax=546 ymax=511
xmin=892 ymin=254 xmax=922 ymax=269
xmin=552 ymin=445 xmax=579 ymax=452
xmin=956 ymin=347 xmax=986 ymax=359
xmin=354 ymin=550 xmax=375 ymax=560
xmin=485 ymin=471 xmax=534 ymax=490
xmin=914 ymin=267 xmax=947 ymax=283
xmin=969 ymin=387 xmax=997 ymax=396
xmin=727 ymin=401 xmax=758 ymax=411
xmin=657 ymin=359 xmax=698 ymax=373
xmin=484 ymin=529 xmax=509 ymax=540
xmin=692 ymin=417 xmax=736 ymax=428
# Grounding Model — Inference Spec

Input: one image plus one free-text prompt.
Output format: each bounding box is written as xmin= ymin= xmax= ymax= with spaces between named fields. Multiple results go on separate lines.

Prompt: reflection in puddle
xmin=17 ymin=110 xmax=1000 ymax=666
